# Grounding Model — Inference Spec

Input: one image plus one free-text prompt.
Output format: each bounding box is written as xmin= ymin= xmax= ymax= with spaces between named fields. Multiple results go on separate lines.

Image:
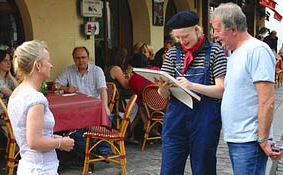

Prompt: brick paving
xmin=269 ymin=87 xmax=283 ymax=175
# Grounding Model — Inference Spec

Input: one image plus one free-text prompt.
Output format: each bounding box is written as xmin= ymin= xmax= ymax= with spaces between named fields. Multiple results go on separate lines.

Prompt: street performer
xmin=154 ymin=11 xmax=227 ymax=175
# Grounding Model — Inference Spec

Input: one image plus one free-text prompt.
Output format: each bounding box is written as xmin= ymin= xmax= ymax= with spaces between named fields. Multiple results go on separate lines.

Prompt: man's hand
xmin=66 ymin=86 xmax=78 ymax=93
xmin=259 ymin=140 xmax=282 ymax=160
xmin=153 ymin=76 xmax=175 ymax=98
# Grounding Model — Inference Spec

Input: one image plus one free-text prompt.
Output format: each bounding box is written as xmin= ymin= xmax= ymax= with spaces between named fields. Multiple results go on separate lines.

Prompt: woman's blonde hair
xmin=13 ymin=40 xmax=47 ymax=81
xmin=140 ymin=43 xmax=154 ymax=60
xmin=133 ymin=42 xmax=144 ymax=54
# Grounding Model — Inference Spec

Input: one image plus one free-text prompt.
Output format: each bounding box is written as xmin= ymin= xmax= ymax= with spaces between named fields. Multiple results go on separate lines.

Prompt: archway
xmin=0 ymin=0 xmax=25 ymax=49
xmin=128 ymin=0 xmax=151 ymax=48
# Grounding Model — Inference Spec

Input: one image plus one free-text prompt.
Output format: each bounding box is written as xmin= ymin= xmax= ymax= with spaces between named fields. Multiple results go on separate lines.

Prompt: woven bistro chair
xmin=106 ymin=82 xmax=125 ymax=129
xmin=141 ymin=84 xmax=169 ymax=151
xmin=0 ymin=97 xmax=20 ymax=175
xmin=106 ymin=82 xmax=118 ymax=113
xmin=82 ymin=94 xmax=137 ymax=175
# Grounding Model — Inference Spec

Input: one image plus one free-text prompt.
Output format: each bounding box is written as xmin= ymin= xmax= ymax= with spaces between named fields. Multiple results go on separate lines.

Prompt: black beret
xmin=167 ymin=11 xmax=199 ymax=29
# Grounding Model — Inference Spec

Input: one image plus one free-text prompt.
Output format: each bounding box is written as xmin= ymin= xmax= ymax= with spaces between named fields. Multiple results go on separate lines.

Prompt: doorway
xmin=0 ymin=0 xmax=24 ymax=50
xmin=95 ymin=0 xmax=133 ymax=70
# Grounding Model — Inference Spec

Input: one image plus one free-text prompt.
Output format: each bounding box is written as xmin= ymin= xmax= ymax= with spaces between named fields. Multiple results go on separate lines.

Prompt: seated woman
xmin=128 ymin=53 xmax=160 ymax=141
xmin=105 ymin=47 xmax=139 ymax=143
xmin=139 ymin=43 xmax=155 ymax=66
xmin=105 ymin=47 xmax=131 ymax=99
xmin=0 ymin=49 xmax=18 ymax=114
xmin=105 ymin=47 xmax=133 ymax=114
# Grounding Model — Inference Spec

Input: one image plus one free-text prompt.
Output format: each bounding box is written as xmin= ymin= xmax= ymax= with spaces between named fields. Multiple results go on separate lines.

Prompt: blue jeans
xmin=227 ymin=141 xmax=268 ymax=175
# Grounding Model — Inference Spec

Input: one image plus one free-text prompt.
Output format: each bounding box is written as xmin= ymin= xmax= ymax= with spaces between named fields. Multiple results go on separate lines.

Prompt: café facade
xmin=0 ymin=0 xmax=267 ymax=81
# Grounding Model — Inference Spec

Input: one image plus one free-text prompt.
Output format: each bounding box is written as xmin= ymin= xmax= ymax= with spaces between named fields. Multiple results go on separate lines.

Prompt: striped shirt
xmin=55 ymin=64 xmax=106 ymax=98
xmin=161 ymin=42 xmax=227 ymax=85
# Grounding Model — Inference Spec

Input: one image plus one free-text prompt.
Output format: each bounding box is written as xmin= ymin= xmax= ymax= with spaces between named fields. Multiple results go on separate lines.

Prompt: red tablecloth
xmin=47 ymin=92 xmax=110 ymax=132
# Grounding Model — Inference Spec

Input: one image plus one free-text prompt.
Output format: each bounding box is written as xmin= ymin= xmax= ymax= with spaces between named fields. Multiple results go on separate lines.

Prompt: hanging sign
xmin=259 ymin=0 xmax=282 ymax=22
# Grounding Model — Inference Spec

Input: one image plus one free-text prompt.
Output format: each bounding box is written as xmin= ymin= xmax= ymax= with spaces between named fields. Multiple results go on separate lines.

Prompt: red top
xmin=129 ymin=67 xmax=160 ymax=105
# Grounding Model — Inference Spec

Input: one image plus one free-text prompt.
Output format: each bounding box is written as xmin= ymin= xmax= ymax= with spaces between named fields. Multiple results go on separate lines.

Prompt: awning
xmin=259 ymin=0 xmax=282 ymax=22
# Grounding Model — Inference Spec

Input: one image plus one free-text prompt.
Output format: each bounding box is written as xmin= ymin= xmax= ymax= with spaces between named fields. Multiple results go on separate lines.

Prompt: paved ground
xmin=1 ymin=87 xmax=283 ymax=175
xmin=269 ymin=87 xmax=283 ymax=175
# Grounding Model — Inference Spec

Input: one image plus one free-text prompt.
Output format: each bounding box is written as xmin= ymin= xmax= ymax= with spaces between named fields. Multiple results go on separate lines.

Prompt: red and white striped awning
xmin=260 ymin=0 xmax=282 ymax=22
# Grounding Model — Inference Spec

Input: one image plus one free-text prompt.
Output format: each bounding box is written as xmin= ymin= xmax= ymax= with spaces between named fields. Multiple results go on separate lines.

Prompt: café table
xmin=46 ymin=91 xmax=110 ymax=132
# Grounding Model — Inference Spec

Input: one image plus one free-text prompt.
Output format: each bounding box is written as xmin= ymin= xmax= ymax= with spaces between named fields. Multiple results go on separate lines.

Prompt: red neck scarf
xmin=181 ymin=34 xmax=205 ymax=74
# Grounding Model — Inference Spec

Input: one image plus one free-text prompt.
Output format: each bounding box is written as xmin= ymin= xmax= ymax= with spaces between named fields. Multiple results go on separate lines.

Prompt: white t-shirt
xmin=221 ymin=37 xmax=275 ymax=143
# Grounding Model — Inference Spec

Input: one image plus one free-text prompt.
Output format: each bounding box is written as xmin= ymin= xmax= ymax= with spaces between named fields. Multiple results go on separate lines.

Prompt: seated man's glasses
xmin=74 ymin=56 xmax=88 ymax=60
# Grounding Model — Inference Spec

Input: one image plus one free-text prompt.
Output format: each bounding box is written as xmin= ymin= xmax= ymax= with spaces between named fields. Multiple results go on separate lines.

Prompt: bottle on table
xmin=41 ymin=80 xmax=48 ymax=96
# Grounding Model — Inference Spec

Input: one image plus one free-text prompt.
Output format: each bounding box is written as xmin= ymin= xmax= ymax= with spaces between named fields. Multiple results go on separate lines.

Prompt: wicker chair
xmin=141 ymin=84 xmax=169 ymax=151
xmin=0 ymin=97 xmax=20 ymax=175
xmin=106 ymin=82 xmax=118 ymax=113
xmin=82 ymin=94 xmax=137 ymax=175
xmin=106 ymin=82 xmax=123 ymax=129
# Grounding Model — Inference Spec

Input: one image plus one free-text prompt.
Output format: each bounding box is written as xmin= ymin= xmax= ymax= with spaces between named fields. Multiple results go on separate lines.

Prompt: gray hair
xmin=211 ymin=2 xmax=247 ymax=32
xmin=13 ymin=40 xmax=47 ymax=81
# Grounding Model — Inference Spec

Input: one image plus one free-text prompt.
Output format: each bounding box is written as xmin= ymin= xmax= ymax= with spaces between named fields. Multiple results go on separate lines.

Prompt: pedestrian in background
xmin=256 ymin=26 xmax=269 ymax=39
xmin=8 ymin=40 xmax=74 ymax=174
xmin=264 ymin=30 xmax=278 ymax=52
xmin=211 ymin=3 xmax=282 ymax=175
xmin=155 ymin=10 xmax=227 ymax=175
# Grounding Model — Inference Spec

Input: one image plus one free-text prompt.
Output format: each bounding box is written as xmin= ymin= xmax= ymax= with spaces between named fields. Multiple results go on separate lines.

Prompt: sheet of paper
xmin=133 ymin=68 xmax=201 ymax=109
xmin=62 ymin=93 xmax=77 ymax=97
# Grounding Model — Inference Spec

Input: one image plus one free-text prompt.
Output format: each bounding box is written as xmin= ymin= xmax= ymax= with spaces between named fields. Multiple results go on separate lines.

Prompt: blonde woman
xmin=140 ymin=43 xmax=155 ymax=61
xmin=8 ymin=40 xmax=74 ymax=175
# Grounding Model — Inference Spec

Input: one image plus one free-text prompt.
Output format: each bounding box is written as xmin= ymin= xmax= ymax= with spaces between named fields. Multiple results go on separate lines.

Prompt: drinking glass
xmin=54 ymin=82 xmax=62 ymax=94
xmin=124 ymin=70 xmax=130 ymax=79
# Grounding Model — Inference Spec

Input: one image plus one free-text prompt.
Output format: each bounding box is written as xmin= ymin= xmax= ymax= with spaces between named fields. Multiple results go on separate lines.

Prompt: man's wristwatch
xmin=257 ymin=136 xmax=269 ymax=143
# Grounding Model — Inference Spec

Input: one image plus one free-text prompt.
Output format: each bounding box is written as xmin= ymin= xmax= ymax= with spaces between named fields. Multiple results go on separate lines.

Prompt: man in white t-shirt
xmin=211 ymin=2 xmax=282 ymax=175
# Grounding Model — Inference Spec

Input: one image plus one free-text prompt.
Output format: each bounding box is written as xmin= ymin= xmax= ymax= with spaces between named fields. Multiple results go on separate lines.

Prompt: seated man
xmin=55 ymin=46 xmax=110 ymax=157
